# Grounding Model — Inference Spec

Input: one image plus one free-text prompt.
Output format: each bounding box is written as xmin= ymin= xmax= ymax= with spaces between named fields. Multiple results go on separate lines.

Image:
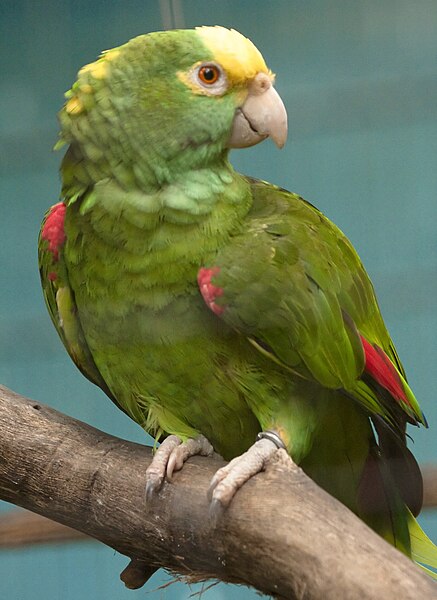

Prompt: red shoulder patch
xmin=41 ymin=203 xmax=66 ymax=261
xmin=198 ymin=267 xmax=225 ymax=316
xmin=360 ymin=335 xmax=409 ymax=406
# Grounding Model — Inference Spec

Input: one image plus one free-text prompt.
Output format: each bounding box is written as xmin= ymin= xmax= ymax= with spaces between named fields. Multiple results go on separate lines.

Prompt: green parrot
xmin=39 ymin=26 xmax=437 ymax=575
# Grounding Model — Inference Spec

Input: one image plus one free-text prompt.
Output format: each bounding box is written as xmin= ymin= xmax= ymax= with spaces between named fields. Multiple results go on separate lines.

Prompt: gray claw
xmin=145 ymin=475 xmax=162 ymax=501
xmin=209 ymin=497 xmax=225 ymax=527
xmin=145 ymin=435 xmax=181 ymax=500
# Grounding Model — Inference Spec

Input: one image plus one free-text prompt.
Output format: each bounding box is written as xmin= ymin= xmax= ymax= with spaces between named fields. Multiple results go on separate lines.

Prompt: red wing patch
xmin=198 ymin=267 xmax=225 ymax=316
xmin=41 ymin=202 xmax=66 ymax=261
xmin=360 ymin=335 xmax=409 ymax=406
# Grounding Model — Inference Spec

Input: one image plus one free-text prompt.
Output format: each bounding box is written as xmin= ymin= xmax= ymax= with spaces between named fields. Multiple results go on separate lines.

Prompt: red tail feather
xmin=360 ymin=335 xmax=410 ymax=406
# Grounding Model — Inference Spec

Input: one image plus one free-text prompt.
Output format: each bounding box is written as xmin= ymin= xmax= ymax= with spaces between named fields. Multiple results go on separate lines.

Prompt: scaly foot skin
xmin=166 ymin=435 xmax=214 ymax=479
xmin=208 ymin=430 xmax=286 ymax=522
xmin=145 ymin=434 xmax=214 ymax=499
xmin=145 ymin=435 xmax=181 ymax=500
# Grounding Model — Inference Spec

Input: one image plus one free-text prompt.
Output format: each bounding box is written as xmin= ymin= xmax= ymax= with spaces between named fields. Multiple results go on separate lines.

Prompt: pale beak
xmin=227 ymin=72 xmax=288 ymax=149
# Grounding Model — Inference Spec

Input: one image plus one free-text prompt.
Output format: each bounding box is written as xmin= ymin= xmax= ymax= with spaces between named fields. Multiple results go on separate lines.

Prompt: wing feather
xmin=38 ymin=202 xmax=117 ymax=402
xmin=199 ymin=178 xmax=424 ymax=429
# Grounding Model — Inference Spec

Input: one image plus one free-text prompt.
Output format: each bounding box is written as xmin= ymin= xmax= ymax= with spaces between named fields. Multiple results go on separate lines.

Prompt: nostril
xmin=251 ymin=72 xmax=272 ymax=95
xmin=259 ymin=78 xmax=270 ymax=91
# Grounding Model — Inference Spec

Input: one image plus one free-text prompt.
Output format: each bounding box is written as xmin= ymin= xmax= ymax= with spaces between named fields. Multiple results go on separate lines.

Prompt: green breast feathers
xmin=39 ymin=26 xmax=437 ymax=576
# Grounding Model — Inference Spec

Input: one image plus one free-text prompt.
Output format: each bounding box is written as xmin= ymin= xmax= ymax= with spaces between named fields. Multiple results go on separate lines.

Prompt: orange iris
xmin=198 ymin=65 xmax=220 ymax=85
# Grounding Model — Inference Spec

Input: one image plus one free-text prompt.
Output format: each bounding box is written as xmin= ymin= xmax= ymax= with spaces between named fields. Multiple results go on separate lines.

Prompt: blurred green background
xmin=1 ymin=1 xmax=437 ymax=598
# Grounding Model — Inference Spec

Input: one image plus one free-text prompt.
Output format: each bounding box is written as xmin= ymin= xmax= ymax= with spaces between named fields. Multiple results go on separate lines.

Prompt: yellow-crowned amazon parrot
xmin=39 ymin=26 xmax=437 ymax=575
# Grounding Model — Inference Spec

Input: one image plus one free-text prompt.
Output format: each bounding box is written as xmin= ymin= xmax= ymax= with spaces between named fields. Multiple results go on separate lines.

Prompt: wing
xmin=39 ymin=202 xmax=117 ymax=403
xmin=198 ymin=178 xmax=426 ymax=429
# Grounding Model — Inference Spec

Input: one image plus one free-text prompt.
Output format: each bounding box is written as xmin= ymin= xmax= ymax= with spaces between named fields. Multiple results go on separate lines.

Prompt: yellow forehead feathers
xmin=195 ymin=26 xmax=271 ymax=84
xmin=64 ymin=28 xmax=271 ymax=116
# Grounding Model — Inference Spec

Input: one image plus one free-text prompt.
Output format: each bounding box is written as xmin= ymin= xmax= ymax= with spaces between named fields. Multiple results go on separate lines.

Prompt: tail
xmin=358 ymin=430 xmax=437 ymax=578
xmin=358 ymin=442 xmax=411 ymax=556
xmin=408 ymin=512 xmax=437 ymax=579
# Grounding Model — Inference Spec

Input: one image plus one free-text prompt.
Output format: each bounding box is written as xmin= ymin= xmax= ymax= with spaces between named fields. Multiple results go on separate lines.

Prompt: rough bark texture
xmin=3 ymin=466 xmax=437 ymax=549
xmin=0 ymin=384 xmax=436 ymax=599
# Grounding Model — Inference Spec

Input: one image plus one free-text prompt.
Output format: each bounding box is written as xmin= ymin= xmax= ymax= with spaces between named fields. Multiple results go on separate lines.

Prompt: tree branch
xmin=0 ymin=384 xmax=436 ymax=599
xmin=3 ymin=466 xmax=437 ymax=550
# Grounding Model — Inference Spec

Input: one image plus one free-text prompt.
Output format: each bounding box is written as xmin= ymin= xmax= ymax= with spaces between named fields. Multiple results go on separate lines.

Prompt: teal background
xmin=1 ymin=1 xmax=437 ymax=598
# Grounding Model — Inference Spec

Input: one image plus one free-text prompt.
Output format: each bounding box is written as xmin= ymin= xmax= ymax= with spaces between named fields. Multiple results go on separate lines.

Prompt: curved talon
xmin=145 ymin=477 xmax=160 ymax=501
xmin=145 ymin=435 xmax=181 ymax=499
xmin=209 ymin=497 xmax=225 ymax=526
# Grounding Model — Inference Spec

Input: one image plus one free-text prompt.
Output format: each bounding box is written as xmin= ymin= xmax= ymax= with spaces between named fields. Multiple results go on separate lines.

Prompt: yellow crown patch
xmin=196 ymin=26 xmax=271 ymax=84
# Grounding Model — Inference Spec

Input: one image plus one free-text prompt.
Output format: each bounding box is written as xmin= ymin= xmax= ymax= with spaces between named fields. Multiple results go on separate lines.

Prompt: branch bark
xmin=3 ymin=466 xmax=437 ymax=550
xmin=0 ymin=384 xmax=436 ymax=599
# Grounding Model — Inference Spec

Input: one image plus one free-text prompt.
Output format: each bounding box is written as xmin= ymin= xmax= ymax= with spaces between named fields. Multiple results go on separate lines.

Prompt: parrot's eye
xmin=198 ymin=65 xmax=220 ymax=85
xmin=192 ymin=62 xmax=228 ymax=95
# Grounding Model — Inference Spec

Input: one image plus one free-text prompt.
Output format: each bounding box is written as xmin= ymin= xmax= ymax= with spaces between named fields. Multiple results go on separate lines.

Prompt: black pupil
xmin=203 ymin=67 xmax=216 ymax=81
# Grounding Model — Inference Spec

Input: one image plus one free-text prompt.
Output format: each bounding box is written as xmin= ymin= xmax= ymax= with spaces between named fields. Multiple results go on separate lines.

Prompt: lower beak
xmin=227 ymin=73 xmax=288 ymax=149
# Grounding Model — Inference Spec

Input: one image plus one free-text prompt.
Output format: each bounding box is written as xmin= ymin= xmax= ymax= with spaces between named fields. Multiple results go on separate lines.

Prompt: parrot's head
xmin=59 ymin=27 xmax=287 ymax=188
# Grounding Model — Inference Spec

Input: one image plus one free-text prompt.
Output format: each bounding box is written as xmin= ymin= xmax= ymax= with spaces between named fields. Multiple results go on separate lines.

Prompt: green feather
xmin=39 ymin=27 xmax=437 ymax=572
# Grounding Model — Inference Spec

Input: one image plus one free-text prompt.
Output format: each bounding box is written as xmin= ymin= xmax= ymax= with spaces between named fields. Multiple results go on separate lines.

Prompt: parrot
xmin=39 ymin=26 xmax=437 ymax=575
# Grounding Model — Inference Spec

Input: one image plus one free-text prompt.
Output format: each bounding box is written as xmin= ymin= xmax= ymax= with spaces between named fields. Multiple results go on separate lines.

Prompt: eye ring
xmin=198 ymin=64 xmax=221 ymax=85
xmin=188 ymin=62 xmax=228 ymax=95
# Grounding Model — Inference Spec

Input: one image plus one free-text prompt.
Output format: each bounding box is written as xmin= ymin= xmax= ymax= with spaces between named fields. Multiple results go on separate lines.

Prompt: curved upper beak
xmin=227 ymin=72 xmax=288 ymax=149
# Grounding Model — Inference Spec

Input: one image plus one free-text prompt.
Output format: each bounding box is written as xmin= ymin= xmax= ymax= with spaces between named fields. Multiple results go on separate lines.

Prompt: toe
xmin=207 ymin=455 xmax=242 ymax=501
xmin=208 ymin=438 xmax=281 ymax=513
xmin=145 ymin=435 xmax=181 ymax=499
xmin=167 ymin=435 xmax=214 ymax=480
xmin=166 ymin=448 xmax=186 ymax=480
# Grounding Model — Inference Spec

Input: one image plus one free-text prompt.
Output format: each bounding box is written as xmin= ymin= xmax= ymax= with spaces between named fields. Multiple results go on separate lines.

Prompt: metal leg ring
xmin=256 ymin=430 xmax=286 ymax=450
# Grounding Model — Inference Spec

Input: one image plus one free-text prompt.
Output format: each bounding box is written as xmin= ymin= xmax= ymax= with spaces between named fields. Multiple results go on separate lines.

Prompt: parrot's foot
xmin=145 ymin=434 xmax=214 ymax=499
xmin=166 ymin=435 xmax=214 ymax=479
xmin=208 ymin=430 xmax=286 ymax=521
xmin=145 ymin=435 xmax=181 ymax=499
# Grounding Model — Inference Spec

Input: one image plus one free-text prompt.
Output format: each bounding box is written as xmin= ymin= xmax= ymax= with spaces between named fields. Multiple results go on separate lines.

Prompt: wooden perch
xmin=3 ymin=466 xmax=437 ymax=550
xmin=0 ymin=384 xmax=436 ymax=599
